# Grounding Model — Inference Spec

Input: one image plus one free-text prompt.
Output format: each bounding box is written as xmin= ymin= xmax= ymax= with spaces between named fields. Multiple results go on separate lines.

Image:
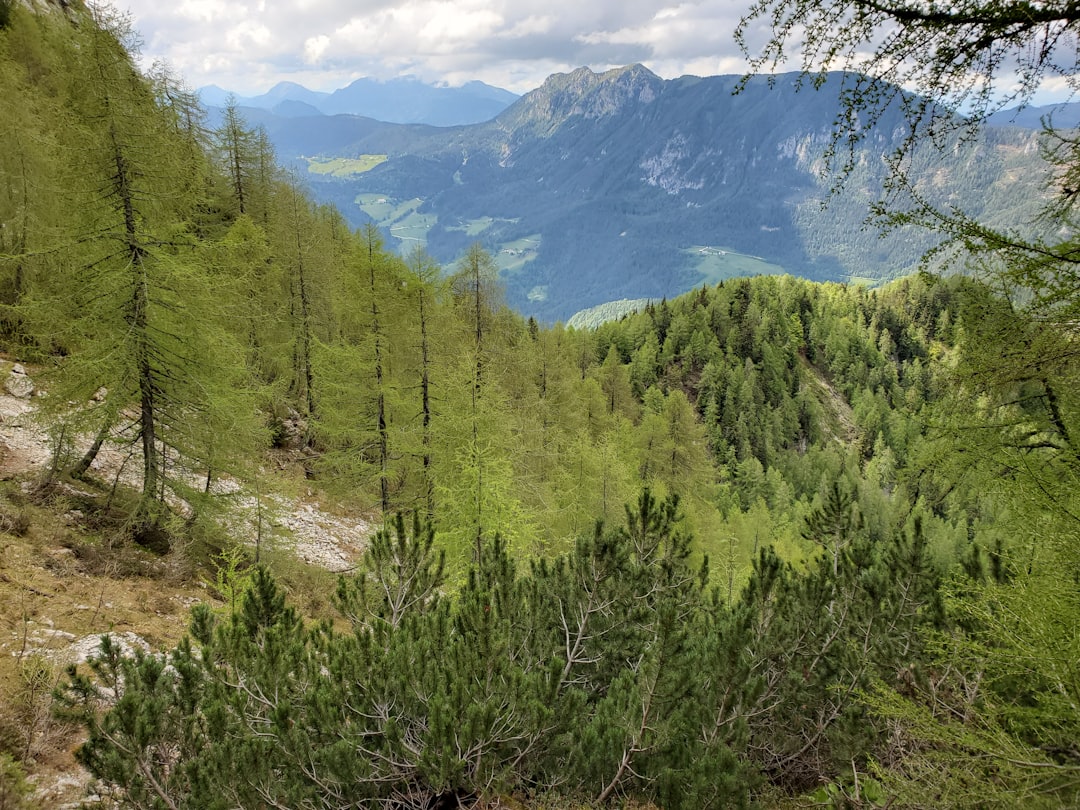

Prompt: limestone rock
xmin=4 ymin=364 xmax=33 ymax=398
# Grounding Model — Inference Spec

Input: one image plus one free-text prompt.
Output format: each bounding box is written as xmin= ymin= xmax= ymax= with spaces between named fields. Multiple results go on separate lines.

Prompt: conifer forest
xmin=1 ymin=0 xmax=1079 ymax=808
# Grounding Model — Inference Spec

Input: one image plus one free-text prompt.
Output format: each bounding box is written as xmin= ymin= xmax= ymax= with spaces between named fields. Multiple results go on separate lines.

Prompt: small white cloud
xmin=304 ymin=34 xmax=331 ymax=64
xmin=236 ymin=20 xmax=273 ymax=48
xmin=176 ymin=0 xmax=229 ymax=23
xmin=417 ymin=3 xmax=502 ymax=46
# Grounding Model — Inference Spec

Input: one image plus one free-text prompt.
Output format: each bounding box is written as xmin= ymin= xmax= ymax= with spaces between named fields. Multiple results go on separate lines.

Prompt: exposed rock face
xmin=64 ymin=631 xmax=152 ymax=665
xmin=496 ymin=64 xmax=664 ymax=139
xmin=4 ymin=363 xmax=33 ymax=398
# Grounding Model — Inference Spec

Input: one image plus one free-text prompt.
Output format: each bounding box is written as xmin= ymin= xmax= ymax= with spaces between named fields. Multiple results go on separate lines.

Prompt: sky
xmin=115 ymin=0 xmax=768 ymax=96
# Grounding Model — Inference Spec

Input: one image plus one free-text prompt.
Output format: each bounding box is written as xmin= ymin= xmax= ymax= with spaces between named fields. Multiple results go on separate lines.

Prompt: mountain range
xmin=199 ymin=76 xmax=518 ymax=126
xmin=230 ymin=65 xmax=1052 ymax=322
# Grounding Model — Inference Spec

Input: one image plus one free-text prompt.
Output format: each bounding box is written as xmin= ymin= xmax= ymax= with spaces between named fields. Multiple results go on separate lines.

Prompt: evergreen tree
xmin=336 ymin=512 xmax=446 ymax=630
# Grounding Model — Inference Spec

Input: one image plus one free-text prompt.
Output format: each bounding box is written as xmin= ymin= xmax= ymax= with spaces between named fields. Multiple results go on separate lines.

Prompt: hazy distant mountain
xmin=198 ymin=77 xmax=518 ymax=126
xmin=244 ymin=65 xmax=1048 ymax=321
xmin=988 ymin=101 xmax=1080 ymax=129
xmin=249 ymin=81 xmax=330 ymax=110
xmin=196 ymin=84 xmax=233 ymax=108
xmin=271 ymin=100 xmax=324 ymax=119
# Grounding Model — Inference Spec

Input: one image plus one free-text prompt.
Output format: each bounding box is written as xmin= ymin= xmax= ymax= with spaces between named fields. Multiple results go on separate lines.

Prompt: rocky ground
xmin=0 ymin=362 xmax=373 ymax=572
xmin=0 ymin=361 xmax=376 ymax=807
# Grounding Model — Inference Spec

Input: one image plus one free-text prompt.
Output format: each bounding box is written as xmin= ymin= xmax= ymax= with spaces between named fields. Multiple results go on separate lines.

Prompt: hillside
xmin=250 ymin=65 xmax=1052 ymax=321
xmin=0 ymin=359 xmax=375 ymax=806
xmin=2 ymin=2 xmax=1080 ymax=809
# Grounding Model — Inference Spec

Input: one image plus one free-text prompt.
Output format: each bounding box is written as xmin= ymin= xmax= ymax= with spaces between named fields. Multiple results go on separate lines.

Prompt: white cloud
xmin=123 ymin=0 xmax=1072 ymax=107
xmin=115 ymin=0 xmax=760 ymax=94
xmin=304 ymin=34 xmax=331 ymax=64
xmin=175 ymin=0 xmax=228 ymax=23
xmin=225 ymin=19 xmax=273 ymax=50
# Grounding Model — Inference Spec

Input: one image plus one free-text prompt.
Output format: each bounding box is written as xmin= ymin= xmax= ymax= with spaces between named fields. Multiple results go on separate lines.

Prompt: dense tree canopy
xmin=740 ymin=0 xmax=1080 ymax=806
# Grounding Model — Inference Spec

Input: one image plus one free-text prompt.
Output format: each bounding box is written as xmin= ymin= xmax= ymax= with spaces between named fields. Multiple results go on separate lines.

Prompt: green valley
xmin=306 ymin=154 xmax=388 ymax=177
xmin=247 ymin=66 xmax=1054 ymax=322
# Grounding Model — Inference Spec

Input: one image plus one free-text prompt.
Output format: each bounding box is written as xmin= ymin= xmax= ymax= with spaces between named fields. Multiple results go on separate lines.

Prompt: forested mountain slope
xmin=1 ymin=2 xmax=1079 ymax=809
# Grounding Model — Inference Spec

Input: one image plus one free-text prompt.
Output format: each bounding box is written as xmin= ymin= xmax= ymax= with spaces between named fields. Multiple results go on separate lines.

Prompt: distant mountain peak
xmin=268 ymin=80 xmax=311 ymax=92
xmin=538 ymin=64 xmax=661 ymax=98
xmin=202 ymin=75 xmax=518 ymax=126
xmin=499 ymin=64 xmax=663 ymax=135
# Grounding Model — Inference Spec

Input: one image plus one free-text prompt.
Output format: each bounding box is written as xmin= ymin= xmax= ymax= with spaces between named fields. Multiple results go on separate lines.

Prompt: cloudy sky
xmin=116 ymin=0 xmax=769 ymax=95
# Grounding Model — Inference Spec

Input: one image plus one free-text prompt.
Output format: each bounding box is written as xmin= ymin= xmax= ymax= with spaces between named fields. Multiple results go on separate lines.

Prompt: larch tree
xmin=403 ymin=247 xmax=449 ymax=517
xmin=0 ymin=9 xmax=58 ymax=340
xmin=217 ymin=98 xmax=253 ymax=218
xmin=268 ymin=178 xmax=340 ymax=430
xmin=449 ymin=243 xmax=501 ymax=560
xmin=22 ymin=5 xmax=262 ymax=535
xmin=314 ymin=224 xmax=411 ymax=512
xmin=429 ymin=244 xmax=534 ymax=564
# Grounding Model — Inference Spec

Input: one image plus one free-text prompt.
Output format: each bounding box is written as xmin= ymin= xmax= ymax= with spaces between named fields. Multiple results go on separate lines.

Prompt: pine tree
xmin=336 ymin=512 xmax=446 ymax=630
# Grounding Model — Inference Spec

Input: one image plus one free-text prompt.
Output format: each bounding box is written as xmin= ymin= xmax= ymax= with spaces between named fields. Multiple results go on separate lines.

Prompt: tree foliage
xmin=61 ymin=486 xmax=951 ymax=807
xmin=740 ymin=0 xmax=1080 ymax=806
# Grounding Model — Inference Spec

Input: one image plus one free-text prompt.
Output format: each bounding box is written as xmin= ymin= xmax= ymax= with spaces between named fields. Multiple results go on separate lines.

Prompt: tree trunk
xmin=418 ymin=287 xmax=433 ymax=516
xmin=111 ymin=122 xmax=158 ymax=513
xmin=368 ymin=232 xmax=389 ymax=512
xmin=69 ymin=416 xmax=112 ymax=480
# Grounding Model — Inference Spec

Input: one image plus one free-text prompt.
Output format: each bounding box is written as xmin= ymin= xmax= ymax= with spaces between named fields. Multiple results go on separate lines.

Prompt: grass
xmin=447 ymin=216 xmax=496 ymax=236
xmin=305 ymin=155 xmax=388 ymax=177
xmin=493 ymin=234 xmax=542 ymax=275
xmin=0 ymin=480 xmax=202 ymax=800
xmin=683 ymin=245 xmax=786 ymax=284
xmin=388 ymin=210 xmax=438 ymax=247
xmin=354 ymin=195 xmax=437 ymax=248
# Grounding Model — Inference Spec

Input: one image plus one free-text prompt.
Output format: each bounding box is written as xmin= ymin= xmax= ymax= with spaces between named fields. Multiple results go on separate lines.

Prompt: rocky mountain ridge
xmin=241 ymin=64 xmax=1048 ymax=321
